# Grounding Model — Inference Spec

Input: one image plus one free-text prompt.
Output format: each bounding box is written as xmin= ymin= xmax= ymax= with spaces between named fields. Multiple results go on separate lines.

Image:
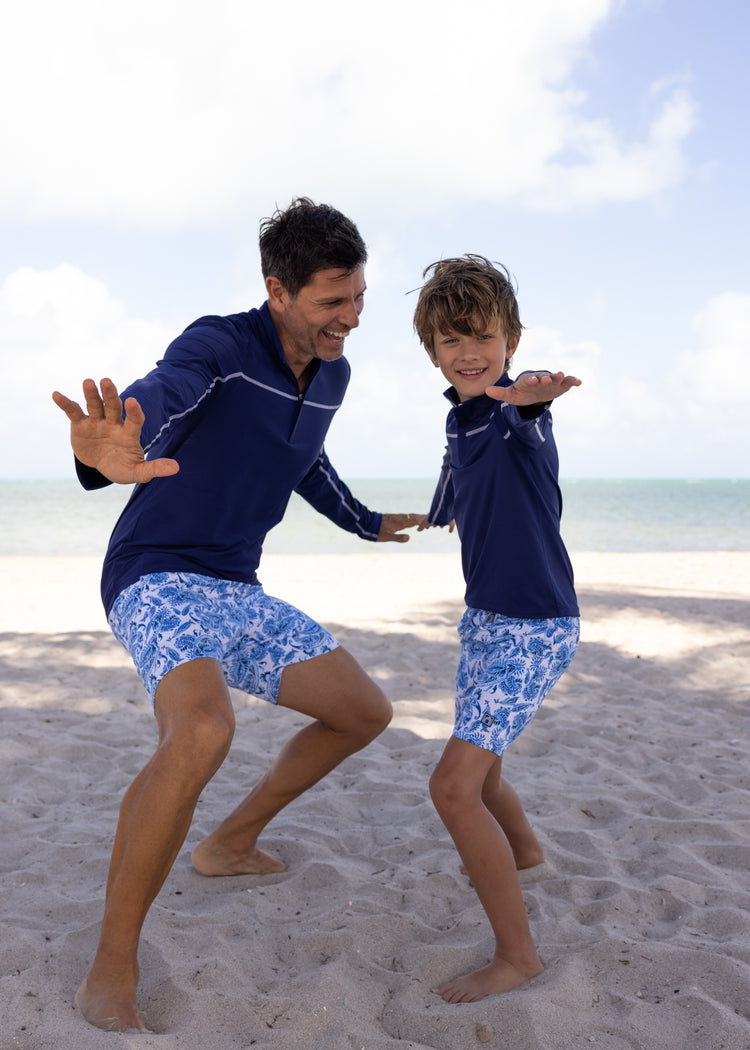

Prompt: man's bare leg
xmin=191 ymin=646 xmax=391 ymax=876
xmin=430 ymin=737 xmax=543 ymax=1004
xmin=76 ymin=659 xmax=235 ymax=1031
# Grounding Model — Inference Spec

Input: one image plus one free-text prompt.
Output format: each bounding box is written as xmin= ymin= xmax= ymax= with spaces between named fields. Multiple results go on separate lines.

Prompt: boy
xmin=414 ymin=254 xmax=581 ymax=1003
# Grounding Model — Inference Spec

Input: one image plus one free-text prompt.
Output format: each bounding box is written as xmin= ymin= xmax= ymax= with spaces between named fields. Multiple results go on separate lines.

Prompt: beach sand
xmin=1 ymin=551 xmax=749 ymax=1049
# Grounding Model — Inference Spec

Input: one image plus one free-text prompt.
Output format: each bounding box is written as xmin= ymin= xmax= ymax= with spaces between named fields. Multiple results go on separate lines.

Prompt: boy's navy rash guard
xmin=427 ymin=375 xmax=579 ymax=620
xmin=76 ymin=302 xmax=382 ymax=616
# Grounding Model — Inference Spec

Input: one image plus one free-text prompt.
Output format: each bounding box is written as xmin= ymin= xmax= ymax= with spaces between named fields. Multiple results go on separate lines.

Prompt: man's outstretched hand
xmin=52 ymin=377 xmax=179 ymax=485
xmin=486 ymin=371 xmax=581 ymax=405
xmin=377 ymin=513 xmax=423 ymax=543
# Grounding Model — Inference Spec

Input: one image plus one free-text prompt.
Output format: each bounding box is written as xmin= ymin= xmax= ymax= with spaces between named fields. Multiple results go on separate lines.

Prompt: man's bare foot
xmin=75 ymin=973 xmax=151 ymax=1032
xmin=191 ymin=838 xmax=287 ymax=876
xmin=432 ymin=955 xmax=543 ymax=1003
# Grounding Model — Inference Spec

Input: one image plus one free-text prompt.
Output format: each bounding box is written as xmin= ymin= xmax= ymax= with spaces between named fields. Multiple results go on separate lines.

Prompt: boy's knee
xmin=429 ymin=767 xmax=466 ymax=817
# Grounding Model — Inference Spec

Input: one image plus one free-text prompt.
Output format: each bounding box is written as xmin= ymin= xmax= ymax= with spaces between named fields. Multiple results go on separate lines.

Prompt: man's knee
xmin=158 ymin=706 xmax=235 ymax=785
xmin=188 ymin=707 xmax=235 ymax=761
xmin=356 ymin=681 xmax=393 ymax=740
xmin=155 ymin=660 xmax=235 ymax=775
xmin=278 ymin=647 xmax=392 ymax=741
xmin=329 ymin=658 xmax=392 ymax=742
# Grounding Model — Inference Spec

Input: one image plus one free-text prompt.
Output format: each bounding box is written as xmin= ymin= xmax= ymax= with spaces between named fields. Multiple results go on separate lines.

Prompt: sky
xmin=1 ymin=0 xmax=748 ymax=480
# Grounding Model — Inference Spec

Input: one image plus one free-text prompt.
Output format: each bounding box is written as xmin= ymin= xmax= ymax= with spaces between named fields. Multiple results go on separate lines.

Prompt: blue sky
xmin=1 ymin=0 xmax=748 ymax=479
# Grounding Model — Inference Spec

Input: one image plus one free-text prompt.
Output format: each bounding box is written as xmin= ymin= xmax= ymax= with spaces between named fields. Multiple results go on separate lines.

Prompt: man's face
xmin=268 ymin=266 xmax=366 ymax=380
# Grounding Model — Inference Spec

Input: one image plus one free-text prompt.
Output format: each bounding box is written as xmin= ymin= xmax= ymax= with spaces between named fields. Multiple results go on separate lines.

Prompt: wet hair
xmin=259 ymin=197 xmax=367 ymax=297
xmin=413 ymin=254 xmax=523 ymax=354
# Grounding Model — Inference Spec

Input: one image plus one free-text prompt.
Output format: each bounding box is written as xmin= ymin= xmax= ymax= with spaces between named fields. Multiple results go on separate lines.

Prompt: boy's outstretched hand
xmin=486 ymin=371 xmax=581 ymax=405
xmin=51 ymin=377 xmax=180 ymax=485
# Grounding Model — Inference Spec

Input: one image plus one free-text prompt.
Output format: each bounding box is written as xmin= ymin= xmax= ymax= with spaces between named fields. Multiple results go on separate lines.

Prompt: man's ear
xmin=266 ymin=275 xmax=289 ymax=310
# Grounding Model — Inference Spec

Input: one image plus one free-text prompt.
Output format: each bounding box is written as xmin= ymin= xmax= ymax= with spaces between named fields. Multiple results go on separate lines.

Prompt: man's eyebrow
xmin=315 ymin=285 xmax=367 ymax=304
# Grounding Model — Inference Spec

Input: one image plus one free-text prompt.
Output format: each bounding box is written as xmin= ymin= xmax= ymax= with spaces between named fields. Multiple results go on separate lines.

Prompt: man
xmin=52 ymin=198 xmax=416 ymax=1032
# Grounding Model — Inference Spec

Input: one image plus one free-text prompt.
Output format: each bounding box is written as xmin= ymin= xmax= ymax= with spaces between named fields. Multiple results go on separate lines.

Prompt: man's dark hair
xmin=259 ymin=197 xmax=368 ymax=297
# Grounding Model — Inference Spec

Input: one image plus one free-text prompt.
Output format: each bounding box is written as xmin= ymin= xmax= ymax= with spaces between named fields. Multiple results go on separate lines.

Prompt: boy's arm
xmin=417 ymin=447 xmax=455 ymax=531
xmin=486 ymin=370 xmax=581 ymax=405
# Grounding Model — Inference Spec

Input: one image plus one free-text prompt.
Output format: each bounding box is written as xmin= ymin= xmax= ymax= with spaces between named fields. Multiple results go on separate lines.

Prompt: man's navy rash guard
xmin=427 ymin=374 xmax=579 ymax=620
xmin=76 ymin=302 xmax=382 ymax=617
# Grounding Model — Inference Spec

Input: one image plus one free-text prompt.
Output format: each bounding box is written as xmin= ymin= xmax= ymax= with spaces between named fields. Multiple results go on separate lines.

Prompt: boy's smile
xmin=429 ymin=321 xmax=518 ymax=402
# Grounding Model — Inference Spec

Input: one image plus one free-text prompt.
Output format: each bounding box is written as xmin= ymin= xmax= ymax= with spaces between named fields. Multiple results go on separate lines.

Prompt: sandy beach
xmin=1 ymin=550 xmax=749 ymax=1050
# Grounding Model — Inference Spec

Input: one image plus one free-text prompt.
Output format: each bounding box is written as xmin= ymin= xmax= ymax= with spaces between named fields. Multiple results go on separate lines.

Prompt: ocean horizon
xmin=1 ymin=477 xmax=748 ymax=559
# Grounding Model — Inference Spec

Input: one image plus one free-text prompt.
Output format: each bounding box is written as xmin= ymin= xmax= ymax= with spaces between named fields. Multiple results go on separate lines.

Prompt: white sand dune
xmin=1 ymin=552 xmax=749 ymax=1049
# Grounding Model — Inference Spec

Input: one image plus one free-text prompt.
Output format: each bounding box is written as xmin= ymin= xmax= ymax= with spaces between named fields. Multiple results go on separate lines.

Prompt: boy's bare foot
xmin=191 ymin=839 xmax=287 ymax=876
xmin=432 ymin=956 xmax=543 ymax=1003
xmin=75 ymin=973 xmax=151 ymax=1032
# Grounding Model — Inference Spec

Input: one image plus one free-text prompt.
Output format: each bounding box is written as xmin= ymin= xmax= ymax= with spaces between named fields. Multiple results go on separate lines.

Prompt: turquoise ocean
xmin=1 ymin=478 xmax=748 ymax=559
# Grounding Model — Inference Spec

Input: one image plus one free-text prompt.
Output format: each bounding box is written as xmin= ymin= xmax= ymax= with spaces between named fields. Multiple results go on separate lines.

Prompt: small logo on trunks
xmin=480 ymin=711 xmax=496 ymax=727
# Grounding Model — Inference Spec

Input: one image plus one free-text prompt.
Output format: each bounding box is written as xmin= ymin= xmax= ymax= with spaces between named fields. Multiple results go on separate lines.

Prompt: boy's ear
xmin=424 ymin=345 xmax=439 ymax=367
xmin=506 ymin=334 xmax=520 ymax=362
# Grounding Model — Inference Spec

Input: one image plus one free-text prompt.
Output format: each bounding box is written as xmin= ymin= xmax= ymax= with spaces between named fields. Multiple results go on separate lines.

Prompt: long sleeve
xmin=427 ymin=447 xmax=455 ymax=526
xmin=295 ymin=448 xmax=382 ymax=541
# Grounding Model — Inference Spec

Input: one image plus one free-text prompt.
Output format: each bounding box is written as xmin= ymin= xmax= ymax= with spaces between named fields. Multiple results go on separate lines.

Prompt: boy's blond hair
xmin=413 ymin=254 xmax=524 ymax=356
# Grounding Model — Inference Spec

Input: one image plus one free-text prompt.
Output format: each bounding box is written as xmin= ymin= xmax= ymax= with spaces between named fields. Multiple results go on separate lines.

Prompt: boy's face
xmin=428 ymin=319 xmax=518 ymax=402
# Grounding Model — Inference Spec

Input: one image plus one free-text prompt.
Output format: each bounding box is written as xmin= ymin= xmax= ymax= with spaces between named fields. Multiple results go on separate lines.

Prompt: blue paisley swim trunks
xmin=108 ymin=572 xmax=339 ymax=707
xmin=454 ymin=608 xmax=579 ymax=756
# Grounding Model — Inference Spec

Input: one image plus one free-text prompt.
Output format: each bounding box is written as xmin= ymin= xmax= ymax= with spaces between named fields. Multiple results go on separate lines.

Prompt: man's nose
xmin=339 ymin=300 xmax=361 ymax=330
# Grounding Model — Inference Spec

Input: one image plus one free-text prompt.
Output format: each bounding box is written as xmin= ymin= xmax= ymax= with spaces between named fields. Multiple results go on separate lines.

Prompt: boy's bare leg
xmin=430 ymin=736 xmax=544 ymax=1004
xmin=191 ymin=646 xmax=391 ymax=875
xmin=459 ymin=755 xmax=544 ymax=875
xmin=75 ymin=659 xmax=235 ymax=1031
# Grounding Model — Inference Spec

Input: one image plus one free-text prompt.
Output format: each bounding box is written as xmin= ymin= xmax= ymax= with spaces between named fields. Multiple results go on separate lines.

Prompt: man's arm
xmin=52 ymin=377 xmax=180 ymax=486
xmin=294 ymin=449 xmax=420 ymax=544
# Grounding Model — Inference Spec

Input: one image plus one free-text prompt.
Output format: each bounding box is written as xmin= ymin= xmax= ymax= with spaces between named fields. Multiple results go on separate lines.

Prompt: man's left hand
xmin=377 ymin=513 xmax=422 ymax=543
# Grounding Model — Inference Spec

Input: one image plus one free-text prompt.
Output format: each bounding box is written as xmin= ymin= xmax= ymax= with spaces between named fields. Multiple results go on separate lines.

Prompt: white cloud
xmin=529 ymin=293 xmax=750 ymax=477
xmin=684 ymin=292 xmax=750 ymax=403
xmin=0 ymin=265 xmax=172 ymax=477
xmin=518 ymin=324 xmax=609 ymax=430
xmin=0 ymin=0 xmax=695 ymax=225
xmin=524 ymin=83 xmax=695 ymax=210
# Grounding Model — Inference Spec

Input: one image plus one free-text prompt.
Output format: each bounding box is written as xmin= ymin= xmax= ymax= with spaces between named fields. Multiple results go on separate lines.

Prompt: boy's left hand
xmin=486 ymin=371 xmax=581 ymax=405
